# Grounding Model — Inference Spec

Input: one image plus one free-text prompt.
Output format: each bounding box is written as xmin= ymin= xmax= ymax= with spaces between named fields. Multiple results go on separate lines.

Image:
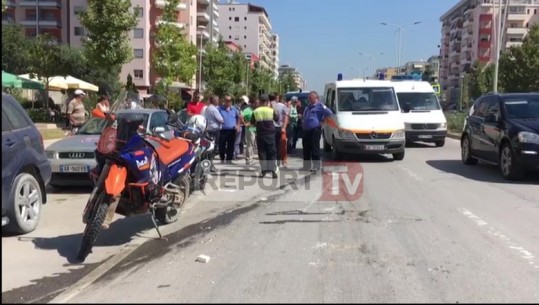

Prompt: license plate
xmin=365 ymin=145 xmax=384 ymax=151
xmin=60 ymin=165 xmax=89 ymax=173
xmin=418 ymin=135 xmax=432 ymax=139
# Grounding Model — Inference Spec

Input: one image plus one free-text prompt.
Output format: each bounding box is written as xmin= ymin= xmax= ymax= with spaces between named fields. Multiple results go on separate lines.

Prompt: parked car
xmin=461 ymin=92 xmax=539 ymax=180
xmin=45 ymin=109 xmax=174 ymax=187
xmin=2 ymin=93 xmax=52 ymax=234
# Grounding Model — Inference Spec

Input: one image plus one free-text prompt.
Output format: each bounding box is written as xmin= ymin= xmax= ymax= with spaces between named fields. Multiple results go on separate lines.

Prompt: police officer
xmin=302 ymin=91 xmax=333 ymax=172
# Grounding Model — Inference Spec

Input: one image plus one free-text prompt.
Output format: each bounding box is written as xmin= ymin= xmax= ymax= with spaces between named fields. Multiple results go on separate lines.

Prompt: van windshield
xmin=397 ymin=92 xmax=441 ymax=111
xmin=337 ymin=87 xmax=398 ymax=111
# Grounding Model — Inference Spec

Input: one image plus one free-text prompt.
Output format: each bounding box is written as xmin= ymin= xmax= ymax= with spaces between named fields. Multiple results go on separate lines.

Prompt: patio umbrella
xmin=2 ymin=71 xmax=45 ymax=90
xmin=18 ymin=74 xmax=68 ymax=90
xmin=51 ymin=75 xmax=99 ymax=92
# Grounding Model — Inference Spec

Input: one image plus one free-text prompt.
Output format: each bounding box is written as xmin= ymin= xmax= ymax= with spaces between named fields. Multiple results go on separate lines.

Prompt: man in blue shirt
xmin=302 ymin=91 xmax=333 ymax=172
xmin=218 ymin=96 xmax=241 ymax=163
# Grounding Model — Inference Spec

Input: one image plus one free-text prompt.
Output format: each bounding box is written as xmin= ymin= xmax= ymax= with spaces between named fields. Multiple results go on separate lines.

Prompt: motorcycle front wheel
xmin=77 ymin=193 xmax=110 ymax=262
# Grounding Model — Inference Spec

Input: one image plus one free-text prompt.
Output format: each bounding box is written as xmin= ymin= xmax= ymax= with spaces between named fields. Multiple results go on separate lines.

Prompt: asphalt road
xmin=2 ymin=138 xmax=539 ymax=303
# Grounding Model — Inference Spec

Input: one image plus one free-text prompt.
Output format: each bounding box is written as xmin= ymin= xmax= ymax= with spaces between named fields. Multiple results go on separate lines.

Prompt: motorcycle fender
xmin=104 ymin=164 xmax=127 ymax=196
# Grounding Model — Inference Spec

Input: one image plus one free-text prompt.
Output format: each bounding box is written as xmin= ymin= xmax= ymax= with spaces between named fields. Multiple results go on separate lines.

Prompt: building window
xmin=74 ymin=6 xmax=84 ymax=15
xmin=134 ymin=49 xmax=143 ymax=58
xmin=244 ymin=26 xmax=247 ymax=29
xmin=229 ymin=7 xmax=231 ymax=11
xmin=234 ymin=17 xmax=239 ymax=22
xmin=229 ymin=17 xmax=231 ymax=20
xmin=134 ymin=7 xmax=143 ymax=18
xmin=74 ymin=27 xmax=85 ymax=36
xmin=244 ymin=35 xmax=247 ymax=39
xmin=134 ymin=70 xmax=143 ymax=79
xmin=244 ymin=17 xmax=247 ymax=21
xmin=229 ymin=26 xmax=231 ymax=29
xmin=244 ymin=45 xmax=246 ymax=48
xmin=133 ymin=28 xmax=143 ymax=38
xmin=234 ymin=35 xmax=239 ymax=40
xmin=229 ymin=35 xmax=232 ymax=39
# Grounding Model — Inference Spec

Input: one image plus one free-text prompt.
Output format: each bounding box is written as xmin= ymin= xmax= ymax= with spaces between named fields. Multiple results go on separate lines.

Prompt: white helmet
xmin=187 ymin=114 xmax=207 ymax=133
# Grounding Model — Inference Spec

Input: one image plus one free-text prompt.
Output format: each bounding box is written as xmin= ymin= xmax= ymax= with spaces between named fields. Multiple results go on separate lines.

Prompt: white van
xmin=322 ymin=79 xmax=406 ymax=160
xmin=391 ymin=81 xmax=447 ymax=147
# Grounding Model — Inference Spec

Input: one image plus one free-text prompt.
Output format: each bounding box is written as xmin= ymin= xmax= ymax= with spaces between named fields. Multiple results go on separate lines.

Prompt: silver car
xmin=46 ymin=109 xmax=174 ymax=187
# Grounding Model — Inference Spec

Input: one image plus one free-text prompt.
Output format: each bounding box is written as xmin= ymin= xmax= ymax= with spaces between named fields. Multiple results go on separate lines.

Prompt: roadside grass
xmin=445 ymin=112 xmax=466 ymax=134
xmin=39 ymin=128 xmax=66 ymax=140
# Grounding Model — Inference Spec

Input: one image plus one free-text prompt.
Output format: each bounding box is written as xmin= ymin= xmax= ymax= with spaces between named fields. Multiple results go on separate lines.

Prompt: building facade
xmin=278 ymin=64 xmax=307 ymax=90
xmin=439 ymin=0 xmax=539 ymax=103
xmin=217 ymin=2 xmax=279 ymax=76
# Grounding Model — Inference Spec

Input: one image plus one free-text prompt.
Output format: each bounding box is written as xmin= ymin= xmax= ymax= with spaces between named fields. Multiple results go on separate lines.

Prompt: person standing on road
xmin=242 ymin=97 xmax=258 ymax=166
xmin=302 ymin=91 xmax=333 ymax=172
xmin=252 ymin=94 xmax=279 ymax=178
xmin=67 ymin=89 xmax=87 ymax=132
xmin=287 ymin=96 xmax=299 ymax=153
xmin=187 ymin=89 xmax=205 ymax=116
xmin=218 ymin=96 xmax=241 ymax=164
xmin=204 ymin=95 xmax=224 ymax=172
xmin=270 ymin=93 xmax=289 ymax=167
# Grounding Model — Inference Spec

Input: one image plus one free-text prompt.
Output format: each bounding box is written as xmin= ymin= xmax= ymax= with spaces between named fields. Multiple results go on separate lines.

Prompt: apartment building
xmin=2 ymin=0 xmax=69 ymax=43
xmin=278 ymin=64 xmax=307 ymax=90
xmin=217 ymin=2 xmax=279 ymax=76
xmin=375 ymin=67 xmax=398 ymax=80
xmin=194 ymin=0 xmax=220 ymax=48
xmin=439 ymin=0 xmax=539 ymax=103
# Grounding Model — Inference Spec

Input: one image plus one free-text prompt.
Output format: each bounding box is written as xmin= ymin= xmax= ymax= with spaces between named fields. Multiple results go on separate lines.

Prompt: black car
xmin=461 ymin=92 xmax=539 ymax=180
xmin=2 ymin=93 xmax=52 ymax=234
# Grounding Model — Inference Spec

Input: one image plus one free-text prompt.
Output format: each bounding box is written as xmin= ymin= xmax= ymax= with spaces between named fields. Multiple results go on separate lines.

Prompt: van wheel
xmin=393 ymin=151 xmax=405 ymax=161
xmin=435 ymin=140 xmax=445 ymax=147
xmin=323 ymin=134 xmax=331 ymax=152
xmin=331 ymin=136 xmax=342 ymax=160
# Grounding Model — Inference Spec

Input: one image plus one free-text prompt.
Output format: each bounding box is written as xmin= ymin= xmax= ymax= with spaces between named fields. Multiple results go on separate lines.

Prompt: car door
xmin=481 ymin=96 xmax=503 ymax=162
xmin=1 ymin=112 xmax=16 ymax=215
xmin=467 ymin=98 xmax=488 ymax=159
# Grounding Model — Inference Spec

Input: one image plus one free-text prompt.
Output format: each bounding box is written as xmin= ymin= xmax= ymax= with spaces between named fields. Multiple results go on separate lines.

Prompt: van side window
xmin=325 ymin=89 xmax=331 ymax=107
xmin=330 ymin=90 xmax=336 ymax=110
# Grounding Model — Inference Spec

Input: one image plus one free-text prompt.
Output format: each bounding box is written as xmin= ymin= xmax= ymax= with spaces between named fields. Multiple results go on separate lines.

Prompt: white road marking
xmin=397 ymin=165 xmax=423 ymax=181
xmin=457 ymin=207 xmax=539 ymax=270
xmin=216 ymin=189 xmax=237 ymax=192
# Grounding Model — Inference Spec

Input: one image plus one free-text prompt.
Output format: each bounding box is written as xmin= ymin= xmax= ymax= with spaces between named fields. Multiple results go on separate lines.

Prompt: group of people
xmin=186 ymin=89 xmax=333 ymax=178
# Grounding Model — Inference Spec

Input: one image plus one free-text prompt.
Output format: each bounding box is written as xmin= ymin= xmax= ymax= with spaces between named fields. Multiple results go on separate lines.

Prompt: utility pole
xmin=493 ymin=0 xmax=503 ymax=92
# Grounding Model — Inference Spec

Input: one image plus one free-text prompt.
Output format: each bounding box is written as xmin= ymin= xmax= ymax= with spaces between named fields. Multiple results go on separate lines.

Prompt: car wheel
xmin=461 ymin=136 xmax=478 ymax=165
xmin=323 ymin=133 xmax=331 ymax=152
xmin=393 ymin=151 xmax=405 ymax=161
xmin=500 ymin=143 xmax=524 ymax=180
xmin=7 ymin=173 xmax=43 ymax=234
xmin=435 ymin=140 xmax=445 ymax=147
xmin=331 ymin=136 xmax=342 ymax=160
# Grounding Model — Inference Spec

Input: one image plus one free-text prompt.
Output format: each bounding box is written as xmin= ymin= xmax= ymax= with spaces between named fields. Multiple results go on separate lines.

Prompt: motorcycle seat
xmin=156 ymin=138 xmax=190 ymax=165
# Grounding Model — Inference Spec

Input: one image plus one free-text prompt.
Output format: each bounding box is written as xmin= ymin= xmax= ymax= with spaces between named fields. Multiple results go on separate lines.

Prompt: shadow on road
xmin=426 ymin=160 xmax=539 ymax=184
xmin=259 ymin=219 xmax=340 ymax=225
xmin=46 ymin=185 xmax=93 ymax=194
xmin=19 ymin=215 xmax=155 ymax=264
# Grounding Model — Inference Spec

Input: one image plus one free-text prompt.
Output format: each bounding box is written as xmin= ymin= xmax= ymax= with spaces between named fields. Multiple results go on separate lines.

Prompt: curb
xmin=446 ymin=132 xmax=461 ymax=140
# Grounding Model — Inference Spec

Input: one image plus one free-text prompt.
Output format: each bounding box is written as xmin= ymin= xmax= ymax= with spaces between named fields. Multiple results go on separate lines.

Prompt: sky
xmin=243 ymin=0 xmax=460 ymax=92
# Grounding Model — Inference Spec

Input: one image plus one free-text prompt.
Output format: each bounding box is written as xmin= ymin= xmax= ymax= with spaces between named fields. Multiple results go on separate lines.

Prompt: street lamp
xmin=380 ymin=21 xmax=421 ymax=74
xmin=197 ymin=25 xmax=206 ymax=90
xmin=359 ymin=52 xmax=384 ymax=78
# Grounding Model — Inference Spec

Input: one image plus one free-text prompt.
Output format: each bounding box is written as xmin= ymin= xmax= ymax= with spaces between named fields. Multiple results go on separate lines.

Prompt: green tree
xmin=79 ymin=0 xmax=138 ymax=75
xmin=202 ymin=41 xmax=248 ymax=97
xmin=125 ymin=73 xmax=138 ymax=93
xmin=467 ymin=61 xmax=495 ymax=100
xmin=2 ymin=25 xmax=31 ymax=74
xmin=2 ymin=0 xmax=6 ymax=13
xmin=249 ymin=63 xmax=277 ymax=96
xmin=153 ymin=0 xmax=197 ymax=104
xmin=278 ymin=71 xmax=298 ymax=93
xmin=500 ymin=24 xmax=539 ymax=92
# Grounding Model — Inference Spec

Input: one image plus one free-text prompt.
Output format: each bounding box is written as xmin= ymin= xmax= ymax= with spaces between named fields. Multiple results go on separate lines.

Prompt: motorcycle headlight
xmin=337 ymin=129 xmax=355 ymax=139
xmin=518 ymin=131 xmax=539 ymax=144
xmin=391 ymin=129 xmax=406 ymax=139
xmin=45 ymin=150 xmax=56 ymax=159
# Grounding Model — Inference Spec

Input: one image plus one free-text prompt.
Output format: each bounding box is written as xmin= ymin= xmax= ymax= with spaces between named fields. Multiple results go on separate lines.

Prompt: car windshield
xmin=397 ymin=92 xmax=441 ymax=111
xmin=337 ymin=87 xmax=399 ymax=111
xmin=76 ymin=117 xmax=107 ymax=135
xmin=503 ymin=96 xmax=539 ymax=119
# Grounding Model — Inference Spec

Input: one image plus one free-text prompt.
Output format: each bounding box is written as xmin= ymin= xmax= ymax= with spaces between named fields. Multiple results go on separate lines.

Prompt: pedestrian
xmin=67 ymin=89 xmax=87 ymax=133
xmin=242 ymin=96 xmax=258 ymax=166
xmin=234 ymin=96 xmax=247 ymax=159
xmin=269 ymin=93 xmax=289 ymax=167
xmin=187 ymin=89 xmax=205 ymax=116
xmin=95 ymin=95 xmax=110 ymax=113
xmin=287 ymin=96 xmax=299 ymax=153
xmin=252 ymin=94 xmax=279 ymax=178
xmin=203 ymin=95 xmax=224 ymax=172
xmin=302 ymin=91 xmax=333 ymax=173
xmin=218 ymin=95 xmax=241 ymax=164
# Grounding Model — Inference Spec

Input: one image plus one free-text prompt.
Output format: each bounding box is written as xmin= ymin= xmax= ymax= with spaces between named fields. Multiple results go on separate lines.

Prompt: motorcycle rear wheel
xmin=77 ymin=194 xmax=109 ymax=262
xmin=156 ymin=175 xmax=190 ymax=224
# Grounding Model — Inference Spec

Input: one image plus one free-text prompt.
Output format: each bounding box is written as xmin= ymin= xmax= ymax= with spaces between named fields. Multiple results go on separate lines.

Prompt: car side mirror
xmin=484 ymin=114 xmax=497 ymax=123
xmin=153 ymin=126 xmax=166 ymax=133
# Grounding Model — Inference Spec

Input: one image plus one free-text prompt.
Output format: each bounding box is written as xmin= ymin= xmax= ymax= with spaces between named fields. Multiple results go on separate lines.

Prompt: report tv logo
xmin=319 ymin=161 xmax=364 ymax=202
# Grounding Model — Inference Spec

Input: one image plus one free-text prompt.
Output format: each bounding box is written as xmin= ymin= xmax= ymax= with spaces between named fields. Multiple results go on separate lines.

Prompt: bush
xmin=27 ymin=109 xmax=49 ymax=123
xmin=445 ymin=112 xmax=466 ymax=133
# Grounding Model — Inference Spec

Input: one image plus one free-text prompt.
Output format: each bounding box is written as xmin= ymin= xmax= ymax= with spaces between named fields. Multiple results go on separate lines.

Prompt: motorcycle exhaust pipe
xmin=101 ymin=196 xmax=119 ymax=230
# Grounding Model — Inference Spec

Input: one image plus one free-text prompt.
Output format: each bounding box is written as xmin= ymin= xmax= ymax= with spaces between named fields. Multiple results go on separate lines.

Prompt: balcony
xmin=20 ymin=19 xmax=61 ymax=27
xmin=197 ymin=0 xmax=210 ymax=4
xmin=212 ymin=19 xmax=218 ymax=28
xmin=506 ymin=27 xmax=528 ymax=36
xmin=507 ymin=13 xmax=527 ymax=21
xmin=156 ymin=20 xmax=186 ymax=29
xmin=213 ymin=7 xmax=219 ymax=18
xmin=258 ymin=14 xmax=271 ymax=30
xmin=19 ymin=0 xmax=61 ymax=8
xmin=2 ymin=16 xmax=15 ymax=24
xmin=155 ymin=0 xmax=187 ymax=10
xmin=5 ymin=0 xmax=15 ymax=7
xmin=197 ymin=29 xmax=210 ymax=40
xmin=197 ymin=12 xmax=210 ymax=23
xmin=506 ymin=41 xmax=523 ymax=48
